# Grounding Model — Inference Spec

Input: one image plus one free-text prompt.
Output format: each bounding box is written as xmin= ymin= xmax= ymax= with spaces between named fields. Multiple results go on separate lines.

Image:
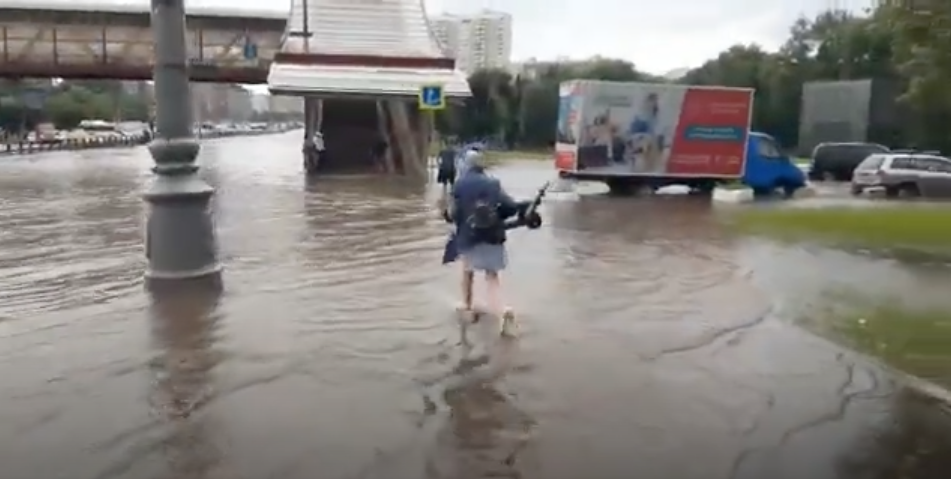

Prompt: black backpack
xmin=467 ymin=198 xmax=503 ymax=244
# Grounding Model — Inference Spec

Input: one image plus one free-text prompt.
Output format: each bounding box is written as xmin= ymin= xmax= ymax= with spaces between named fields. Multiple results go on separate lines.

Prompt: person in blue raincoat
xmin=442 ymin=149 xmax=540 ymax=337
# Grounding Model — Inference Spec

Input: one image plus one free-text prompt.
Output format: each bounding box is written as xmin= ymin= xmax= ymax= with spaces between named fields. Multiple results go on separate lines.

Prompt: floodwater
xmin=1 ymin=132 xmax=951 ymax=479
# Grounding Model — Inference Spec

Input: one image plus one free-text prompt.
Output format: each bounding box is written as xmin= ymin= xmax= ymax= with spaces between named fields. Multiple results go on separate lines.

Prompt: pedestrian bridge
xmin=0 ymin=0 xmax=474 ymax=178
xmin=0 ymin=0 xmax=284 ymax=83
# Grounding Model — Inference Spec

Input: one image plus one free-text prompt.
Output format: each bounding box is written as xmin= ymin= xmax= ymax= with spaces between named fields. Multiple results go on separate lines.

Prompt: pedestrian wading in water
xmin=436 ymin=141 xmax=457 ymax=191
xmin=442 ymin=149 xmax=544 ymax=337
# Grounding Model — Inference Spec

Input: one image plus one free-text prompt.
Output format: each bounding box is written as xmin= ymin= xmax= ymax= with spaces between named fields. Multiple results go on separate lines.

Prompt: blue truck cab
xmin=742 ymin=132 xmax=806 ymax=196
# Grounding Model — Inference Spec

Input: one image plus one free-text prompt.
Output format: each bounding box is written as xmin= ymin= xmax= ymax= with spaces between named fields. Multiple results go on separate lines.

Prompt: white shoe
xmin=500 ymin=307 xmax=517 ymax=337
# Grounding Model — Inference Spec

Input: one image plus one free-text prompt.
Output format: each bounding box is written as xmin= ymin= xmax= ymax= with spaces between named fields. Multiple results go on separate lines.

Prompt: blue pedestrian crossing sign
xmin=418 ymin=84 xmax=445 ymax=111
xmin=243 ymin=37 xmax=258 ymax=60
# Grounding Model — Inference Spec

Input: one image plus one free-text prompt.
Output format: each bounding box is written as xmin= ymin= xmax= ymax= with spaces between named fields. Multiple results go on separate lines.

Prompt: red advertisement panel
xmin=665 ymin=88 xmax=753 ymax=176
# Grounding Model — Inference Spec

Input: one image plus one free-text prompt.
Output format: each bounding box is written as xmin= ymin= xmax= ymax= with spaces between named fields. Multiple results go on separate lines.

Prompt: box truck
xmin=554 ymin=80 xmax=805 ymax=195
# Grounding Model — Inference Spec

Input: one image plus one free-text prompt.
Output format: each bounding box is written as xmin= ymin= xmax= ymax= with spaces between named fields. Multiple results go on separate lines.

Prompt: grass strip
xmin=729 ymin=207 xmax=951 ymax=254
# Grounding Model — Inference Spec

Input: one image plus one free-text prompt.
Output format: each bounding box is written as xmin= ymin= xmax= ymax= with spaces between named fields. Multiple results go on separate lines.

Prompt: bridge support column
xmin=143 ymin=0 xmax=221 ymax=287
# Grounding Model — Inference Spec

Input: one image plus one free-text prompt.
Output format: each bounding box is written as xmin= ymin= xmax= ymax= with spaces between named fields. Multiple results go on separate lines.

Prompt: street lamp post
xmin=144 ymin=0 xmax=221 ymax=286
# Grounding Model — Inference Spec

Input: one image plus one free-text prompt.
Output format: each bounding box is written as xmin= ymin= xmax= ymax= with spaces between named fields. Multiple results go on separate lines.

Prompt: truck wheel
xmin=689 ymin=180 xmax=716 ymax=196
xmin=781 ymin=183 xmax=798 ymax=198
xmin=605 ymin=178 xmax=636 ymax=196
xmin=850 ymin=185 xmax=863 ymax=196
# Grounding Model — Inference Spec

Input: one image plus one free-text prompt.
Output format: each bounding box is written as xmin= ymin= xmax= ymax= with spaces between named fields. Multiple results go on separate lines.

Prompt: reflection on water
xmin=147 ymin=287 xmax=222 ymax=479
xmin=418 ymin=320 xmax=537 ymax=479
xmin=833 ymin=389 xmax=951 ymax=479
xmin=1 ymin=139 xmax=951 ymax=478
xmin=741 ymin=236 xmax=951 ymax=390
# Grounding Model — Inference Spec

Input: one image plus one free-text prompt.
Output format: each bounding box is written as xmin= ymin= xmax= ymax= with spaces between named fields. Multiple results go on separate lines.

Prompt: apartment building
xmin=224 ymin=86 xmax=253 ymax=121
xmin=431 ymin=9 xmax=513 ymax=75
xmin=874 ymin=0 xmax=931 ymax=8
xmin=267 ymin=95 xmax=303 ymax=115
xmin=191 ymin=84 xmax=254 ymax=122
xmin=510 ymin=56 xmax=573 ymax=80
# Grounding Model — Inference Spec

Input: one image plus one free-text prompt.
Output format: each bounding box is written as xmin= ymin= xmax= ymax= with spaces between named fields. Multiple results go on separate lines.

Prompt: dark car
xmin=808 ymin=142 xmax=890 ymax=181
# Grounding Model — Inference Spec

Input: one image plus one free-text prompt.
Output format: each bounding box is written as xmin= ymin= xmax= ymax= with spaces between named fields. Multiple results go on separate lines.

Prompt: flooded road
xmin=1 ymin=133 xmax=951 ymax=479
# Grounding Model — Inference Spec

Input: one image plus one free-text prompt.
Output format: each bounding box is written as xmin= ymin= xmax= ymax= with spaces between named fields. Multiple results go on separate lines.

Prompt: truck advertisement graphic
xmin=554 ymin=82 xmax=583 ymax=171
xmin=554 ymin=81 xmax=754 ymax=178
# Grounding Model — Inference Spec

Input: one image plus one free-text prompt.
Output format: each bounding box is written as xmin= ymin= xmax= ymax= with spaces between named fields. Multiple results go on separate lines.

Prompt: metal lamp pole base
xmin=143 ymin=139 xmax=221 ymax=283
xmin=145 ymin=0 xmax=221 ymax=288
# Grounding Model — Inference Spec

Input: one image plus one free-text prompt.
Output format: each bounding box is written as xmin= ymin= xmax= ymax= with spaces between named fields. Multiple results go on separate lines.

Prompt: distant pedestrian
xmin=436 ymin=143 xmax=457 ymax=190
xmin=302 ymin=132 xmax=322 ymax=173
xmin=372 ymin=138 xmax=388 ymax=173
xmin=313 ymin=131 xmax=325 ymax=154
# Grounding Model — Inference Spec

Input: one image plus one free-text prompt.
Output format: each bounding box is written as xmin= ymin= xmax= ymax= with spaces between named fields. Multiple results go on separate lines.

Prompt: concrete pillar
xmin=388 ymin=100 xmax=427 ymax=180
xmin=143 ymin=0 xmax=221 ymax=286
xmin=375 ymin=101 xmax=396 ymax=174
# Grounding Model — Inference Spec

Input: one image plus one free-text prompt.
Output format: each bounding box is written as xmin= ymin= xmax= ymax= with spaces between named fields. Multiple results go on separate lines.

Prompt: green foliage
xmin=437 ymin=58 xmax=654 ymax=148
xmin=444 ymin=4 xmax=950 ymax=153
xmin=0 ymin=80 xmax=149 ymax=134
xmin=682 ymin=9 xmax=901 ymax=149
xmin=798 ymin=292 xmax=951 ymax=388
xmin=728 ymin=206 xmax=951 ymax=256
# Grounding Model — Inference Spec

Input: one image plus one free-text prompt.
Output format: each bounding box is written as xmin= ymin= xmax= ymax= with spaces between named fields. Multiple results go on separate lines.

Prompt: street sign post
xmin=418 ymin=85 xmax=444 ymax=164
xmin=243 ymin=37 xmax=258 ymax=61
xmin=418 ymin=85 xmax=445 ymax=111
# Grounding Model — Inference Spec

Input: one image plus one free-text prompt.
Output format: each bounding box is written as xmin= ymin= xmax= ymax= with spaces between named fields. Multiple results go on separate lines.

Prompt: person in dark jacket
xmin=436 ymin=143 xmax=457 ymax=190
xmin=447 ymin=150 xmax=528 ymax=336
xmin=371 ymin=138 xmax=388 ymax=172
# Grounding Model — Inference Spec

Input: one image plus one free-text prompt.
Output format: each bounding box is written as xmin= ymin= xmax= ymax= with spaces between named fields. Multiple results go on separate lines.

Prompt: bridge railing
xmin=0 ymin=135 xmax=145 ymax=155
xmin=0 ymin=19 xmax=279 ymax=83
xmin=0 ymin=126 xmax=301 ymax=156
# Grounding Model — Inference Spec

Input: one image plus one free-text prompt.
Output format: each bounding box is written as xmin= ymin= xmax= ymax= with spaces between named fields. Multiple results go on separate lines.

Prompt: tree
xmin=44 ymin=93 xmax=89 ymax=130
xmin=680 ymin=8 xmax=906 ymax=150
xmin=438 ymin=58 xmax=650 ymax=148
xmin=0 ymin=98 xmax=28 ymax=135
xmin=442 ymin=4 xmax=951 ymax=152
xmin=882 ymin=2 xmax=951 ymax=150
xmin=0 ymin=80 xmax=150 ymax=134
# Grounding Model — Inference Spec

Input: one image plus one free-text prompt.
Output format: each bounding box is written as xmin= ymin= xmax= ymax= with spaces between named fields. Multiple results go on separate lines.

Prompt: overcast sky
xmin=211 ymin=0 xmax=870 ymax=73
xmin=430 ymin=0 xmax=871 ymax=73
xmin=22 ymin=0 xmax=873 ymax=74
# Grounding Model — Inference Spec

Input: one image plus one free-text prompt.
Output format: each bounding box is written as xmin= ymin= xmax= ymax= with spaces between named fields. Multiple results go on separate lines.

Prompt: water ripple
xmin=1 ymin=136 xmax=950 ymax=479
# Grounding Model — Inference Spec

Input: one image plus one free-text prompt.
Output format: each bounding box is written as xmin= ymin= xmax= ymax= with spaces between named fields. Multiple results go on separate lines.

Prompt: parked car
xmin=808 ymin=142 xmax=890 ymax=182
xmin=851 ymin=153 xmax=951 ymax=197
xmin=67 ymin=129 xmax=99 ymax=142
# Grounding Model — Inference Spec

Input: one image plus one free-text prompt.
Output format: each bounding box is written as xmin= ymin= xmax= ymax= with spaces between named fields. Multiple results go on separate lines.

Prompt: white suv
xmin=851 ymin=153 xmax=951 ymax=197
